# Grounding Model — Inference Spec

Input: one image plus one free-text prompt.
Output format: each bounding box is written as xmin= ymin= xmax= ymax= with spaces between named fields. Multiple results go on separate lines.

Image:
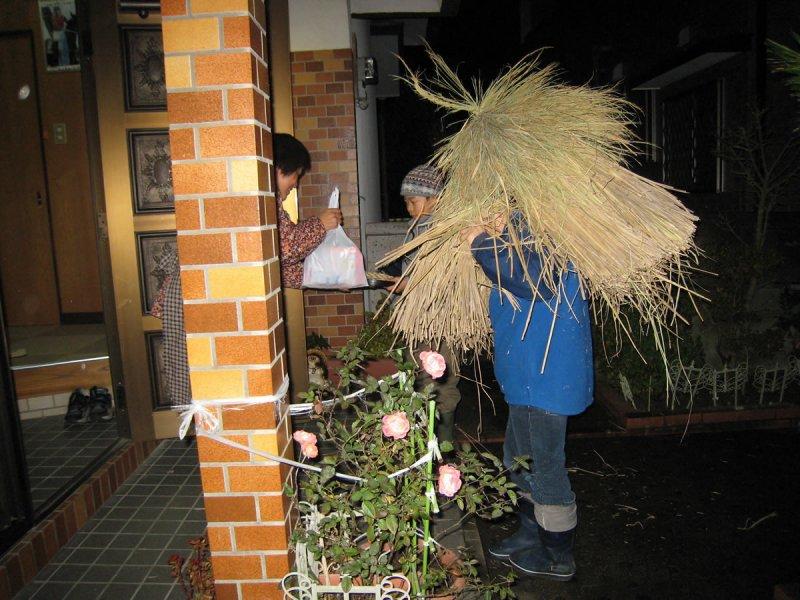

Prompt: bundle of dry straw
xmin=378 ymin=50 xmax=704 ymax=365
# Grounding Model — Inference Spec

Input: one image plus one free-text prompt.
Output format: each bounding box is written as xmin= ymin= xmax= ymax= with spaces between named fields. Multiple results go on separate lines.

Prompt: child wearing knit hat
xmin=392 ymin=164 xmax=461 ymax=444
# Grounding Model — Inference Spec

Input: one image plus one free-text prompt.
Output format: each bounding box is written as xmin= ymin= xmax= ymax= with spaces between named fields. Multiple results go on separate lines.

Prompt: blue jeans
xmin=503 ymin=404 xmax=575 ymax=507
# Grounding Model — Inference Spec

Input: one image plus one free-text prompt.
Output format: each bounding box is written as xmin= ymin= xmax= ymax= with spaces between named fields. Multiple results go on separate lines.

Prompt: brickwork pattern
xmin=162 ymin=1 xmax=293 ymax=598
xmin=290 ymin=49 xmax=365 ymax=349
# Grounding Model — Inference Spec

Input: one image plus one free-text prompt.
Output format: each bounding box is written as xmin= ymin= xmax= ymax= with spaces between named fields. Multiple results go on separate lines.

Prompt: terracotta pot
xmin=325 ymin=357 xmax=397 ymax=385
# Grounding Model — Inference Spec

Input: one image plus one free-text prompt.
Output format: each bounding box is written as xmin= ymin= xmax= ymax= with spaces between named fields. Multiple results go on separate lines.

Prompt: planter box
xmin=596 ymin=385 xmax=800 ymax=433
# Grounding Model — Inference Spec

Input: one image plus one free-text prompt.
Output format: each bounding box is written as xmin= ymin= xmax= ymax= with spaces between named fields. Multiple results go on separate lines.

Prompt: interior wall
xmin=0 ymin=2 xmax=102 ymax=318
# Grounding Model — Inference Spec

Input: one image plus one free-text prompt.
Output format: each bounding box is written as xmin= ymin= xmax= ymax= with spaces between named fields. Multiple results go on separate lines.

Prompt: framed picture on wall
xmin=120 ymin=25 xmax=166 ymax=111
xmin=145 ymin=332 xmax=171 ymax=410
xmin=38 ymin=0 xmax=81 ymax=72
xmin=136 ymin=231 xmax=177 ymax=315
xmin=128 ymin=129 xmax=174 ymax=213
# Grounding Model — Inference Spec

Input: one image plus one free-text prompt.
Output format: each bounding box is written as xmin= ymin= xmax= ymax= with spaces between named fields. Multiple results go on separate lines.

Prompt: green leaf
xmin=282 ymin=482 xmax=295 ymax=498
xmin=362 ymin=501 xmax=376 ymax=519
xmin=320 ymin=466 xmax=335 ymax=484
xmin=341 ymin=575 xmax=352 ymax=593
xmin=439 ymin=440 xmax=454 ymax=453
xmin=385 ymin=514 xmax=398 ymax=534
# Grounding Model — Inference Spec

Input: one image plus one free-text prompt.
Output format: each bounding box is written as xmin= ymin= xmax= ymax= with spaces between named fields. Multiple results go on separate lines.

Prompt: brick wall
xmin=290 ymin=49 xmax=365 ymax=349
xmin=162 ymin=1 xmax=293 ymax=598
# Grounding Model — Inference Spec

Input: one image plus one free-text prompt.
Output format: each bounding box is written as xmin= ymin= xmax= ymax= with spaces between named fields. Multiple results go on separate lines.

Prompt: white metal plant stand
xmin=281 ymin=503 xmax=411 ymax=600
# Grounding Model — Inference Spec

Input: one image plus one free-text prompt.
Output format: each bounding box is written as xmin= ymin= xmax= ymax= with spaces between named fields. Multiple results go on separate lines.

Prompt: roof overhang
xmin=633 ymin=51 xmax=741 ymax=91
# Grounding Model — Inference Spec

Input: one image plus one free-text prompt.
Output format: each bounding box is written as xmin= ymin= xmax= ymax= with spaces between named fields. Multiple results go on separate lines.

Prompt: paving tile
xmin=64 ymin=547 xmax=101 ymax=565
xmin=132 ymin=583 xmax=173 ymax=600
xmin=81 ymin=533 xmax=117 ymax=548
xmin=121 ymin=520 xmax=152 ymax=534
xmin=64 ymin=582 xmax=108 ymax=599
xmin=132 ymin=507 xmax=163 ymax=521
xmin=113 ymin=533 xmax=143 ymax=550
xmin=50 ymin=563 xmax=88 ymax=582
xmin=98 ymin=583 xmax=141 ymax=599
xmin=138 ymin=534 xmax=174 ymax=550
xmin=31 ymin=581 xmax=75 ymax=599
xmin=81 ymin=564 xmax=121 ymax=583
xmin=92 ymin=520 xmax=128 ymax=533
xmin=148 ymin=520 xmax=183 ymax=534
xmin=107 ymin=507 xmax=137 ymax=520
xmin=112 ymin=565 xmax=152 ymax=584
xmin=144 ymin=565 xmax=175 ymax=584
xmin=158 ymin=508 xmax=187 ymax=523
xmin=125 ymin=548 xmax=165 ymax=566
xmin=13 ymin=582 xmax=41 ymax=599
xmin=95 ymin=548 xmax=133 ymax=565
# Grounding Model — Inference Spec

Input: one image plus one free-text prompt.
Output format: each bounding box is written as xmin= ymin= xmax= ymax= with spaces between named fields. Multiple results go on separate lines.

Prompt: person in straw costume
xmin=376 ymin=49 xmax=704 ymax=581
xmin=462 ymin=216 xmax=590 ymax=580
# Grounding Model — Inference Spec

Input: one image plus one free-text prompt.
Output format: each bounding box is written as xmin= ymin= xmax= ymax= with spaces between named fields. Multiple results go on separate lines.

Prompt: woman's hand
xmin=319 ymin=208 xmax=342 ymax=231
xmin=460 ymin=226 xmax=485 ymax=245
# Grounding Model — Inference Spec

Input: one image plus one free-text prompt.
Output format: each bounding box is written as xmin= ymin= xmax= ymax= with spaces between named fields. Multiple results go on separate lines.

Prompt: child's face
xmin=404 ymin=195 xmax=436 ymax=219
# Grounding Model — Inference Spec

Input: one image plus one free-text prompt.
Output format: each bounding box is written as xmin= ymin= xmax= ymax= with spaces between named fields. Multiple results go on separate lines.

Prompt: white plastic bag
xmin=302 ymin=188 xmax=367 ymax=289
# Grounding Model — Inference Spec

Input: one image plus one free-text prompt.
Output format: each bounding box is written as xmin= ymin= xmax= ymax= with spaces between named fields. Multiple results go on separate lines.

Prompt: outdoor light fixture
xmin=118 ymin=1 xmax=160 ymax=19
xmin=356 ymin=56 xmax=378 ymax=110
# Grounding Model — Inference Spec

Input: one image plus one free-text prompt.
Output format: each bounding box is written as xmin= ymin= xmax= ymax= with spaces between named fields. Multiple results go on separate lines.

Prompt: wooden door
xmin=0 ymin=34 xmax=60 ymax=326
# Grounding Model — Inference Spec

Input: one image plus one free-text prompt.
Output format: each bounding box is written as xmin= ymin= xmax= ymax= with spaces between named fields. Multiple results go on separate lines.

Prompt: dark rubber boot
xmin=509 ymin=525 xmax=576 ymax=581
xmin=436 ymin=410 xmax=456 ymax=444
xmin=487 ymin=510 xmax=542 ymax=559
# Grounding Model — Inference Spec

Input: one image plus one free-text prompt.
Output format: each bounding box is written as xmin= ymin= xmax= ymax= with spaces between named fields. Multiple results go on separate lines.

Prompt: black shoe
xmin=509 ymin=525 xmax=576 ymax=581
xmin=89 ymin=386 xmax=114 ymax=421
xmin=65 ymin=389 xmax=90 ymax=424
xmin=487 ymin=511 xmax=542 ymax=559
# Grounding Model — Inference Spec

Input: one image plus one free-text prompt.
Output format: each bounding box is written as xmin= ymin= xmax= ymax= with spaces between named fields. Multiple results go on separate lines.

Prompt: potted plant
xmin=283 ymin=343 xmax=518 ymax=599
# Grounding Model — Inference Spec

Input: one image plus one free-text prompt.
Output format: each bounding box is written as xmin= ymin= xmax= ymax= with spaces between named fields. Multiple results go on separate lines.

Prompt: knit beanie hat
xmin=400 ymin=164 xmax=444 ymax=198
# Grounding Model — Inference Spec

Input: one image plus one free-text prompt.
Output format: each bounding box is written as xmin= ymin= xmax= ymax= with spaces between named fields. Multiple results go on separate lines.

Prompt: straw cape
xmin=377 ymin=50 xmax=704 ymax=367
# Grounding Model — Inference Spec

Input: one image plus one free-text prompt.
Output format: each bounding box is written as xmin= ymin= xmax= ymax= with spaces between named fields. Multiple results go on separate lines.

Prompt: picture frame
xmin=128 ymin=129 xmax=174 ymax=214
xmin=38 ymin=0 xmax=81 ymax=72
xmin=145 ymin=332 xmax=171 ymax=411
xmin=120 ymin=25 xmax=166 ymax=111
xmin=136 ymin=231 xmax=177 ymax=315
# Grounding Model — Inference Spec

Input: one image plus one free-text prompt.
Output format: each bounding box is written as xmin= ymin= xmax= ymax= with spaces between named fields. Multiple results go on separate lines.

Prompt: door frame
xmin=75 ymin=0 xmax=130 ymax=439
xmin=0 ymin=288 xmax=32 ymax=554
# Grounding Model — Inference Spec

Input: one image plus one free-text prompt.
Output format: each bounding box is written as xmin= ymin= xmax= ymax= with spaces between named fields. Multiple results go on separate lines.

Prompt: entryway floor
xmin=13 ymin=438 xmax=206 ymax=600
xmin=23 ymin=416 xmax=118 ymax=509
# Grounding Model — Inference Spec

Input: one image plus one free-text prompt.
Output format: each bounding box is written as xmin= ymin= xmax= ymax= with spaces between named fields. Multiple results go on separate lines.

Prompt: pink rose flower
xmin=437 ymin=465 xmax=463 ymax=497
xmin=300 ymin=443 xmax=318 ymax=459
xmin=381 ymin=411 xmax=411 ymax=440
xmin=419 ymin=350 xmax=446 ymax=379
xmin=293 ymin=430 xmax=317 ymax=446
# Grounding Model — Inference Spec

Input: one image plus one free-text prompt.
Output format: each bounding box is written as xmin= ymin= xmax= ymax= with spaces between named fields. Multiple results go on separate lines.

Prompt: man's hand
xmin=319 ymin=208 xmax=342 ymax=231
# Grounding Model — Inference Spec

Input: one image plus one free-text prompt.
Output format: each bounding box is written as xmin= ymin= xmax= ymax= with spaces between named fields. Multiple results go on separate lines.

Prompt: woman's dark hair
xmin=273 ymin=133 xmax=311 ymax=176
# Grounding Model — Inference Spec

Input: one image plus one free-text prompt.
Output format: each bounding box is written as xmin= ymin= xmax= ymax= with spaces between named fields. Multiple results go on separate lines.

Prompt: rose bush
xmin=288 ymin=342 xmax=520 ymax=598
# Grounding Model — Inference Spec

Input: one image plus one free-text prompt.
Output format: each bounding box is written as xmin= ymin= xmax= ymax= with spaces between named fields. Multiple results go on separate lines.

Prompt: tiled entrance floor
xmin=22 ymin=416 xmax=119 ymax=509
xmin=14 ymin=438 xmax=206 ymax=600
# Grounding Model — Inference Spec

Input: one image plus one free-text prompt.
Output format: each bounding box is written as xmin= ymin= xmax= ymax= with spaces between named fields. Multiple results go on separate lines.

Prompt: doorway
xmin=0 ymin=25 xmax=127 ymax=538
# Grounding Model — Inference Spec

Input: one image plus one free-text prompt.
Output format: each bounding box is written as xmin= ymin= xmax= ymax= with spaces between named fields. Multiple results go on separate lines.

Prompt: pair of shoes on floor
xmin=488 ymin=512 xmax=576 ymax=581
xmin=64 ymin=387 xmax=114 ymax=424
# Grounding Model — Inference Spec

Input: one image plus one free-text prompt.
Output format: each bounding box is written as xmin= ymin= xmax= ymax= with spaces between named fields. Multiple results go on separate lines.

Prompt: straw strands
xmin=377 ymin=49 xmax=704 ymax=364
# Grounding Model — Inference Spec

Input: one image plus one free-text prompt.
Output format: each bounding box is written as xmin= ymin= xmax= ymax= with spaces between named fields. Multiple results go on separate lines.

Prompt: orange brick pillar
xmin=162 ymin=1 xmax=293 ymax=598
